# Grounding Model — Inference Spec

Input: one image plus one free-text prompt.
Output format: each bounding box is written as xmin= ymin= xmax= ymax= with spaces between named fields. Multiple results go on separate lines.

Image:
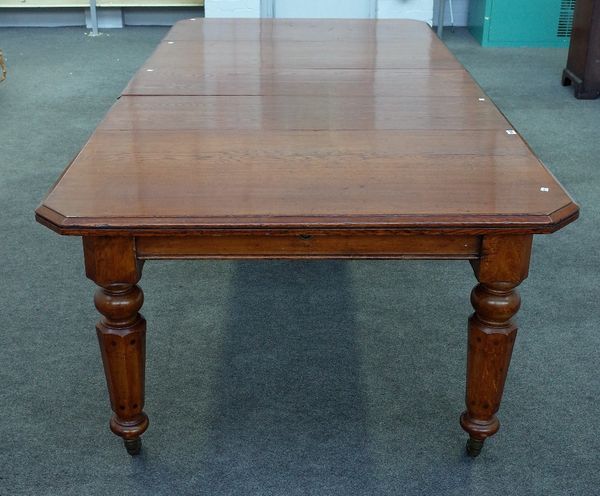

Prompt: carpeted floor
xmin=0 ymin=25 xmax=598 ymax=496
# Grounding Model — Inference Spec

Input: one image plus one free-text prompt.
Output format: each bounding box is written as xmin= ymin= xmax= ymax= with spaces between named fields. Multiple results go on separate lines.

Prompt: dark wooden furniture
xmin=562 ymin=0 xmax=600 ymax=99
xmin=36 ymin=19 xmax=578 ymax=458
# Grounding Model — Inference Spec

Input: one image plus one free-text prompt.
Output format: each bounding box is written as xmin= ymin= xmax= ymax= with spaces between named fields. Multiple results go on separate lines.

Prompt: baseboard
xmin=85 ymin=7 xmax=123 ymax=28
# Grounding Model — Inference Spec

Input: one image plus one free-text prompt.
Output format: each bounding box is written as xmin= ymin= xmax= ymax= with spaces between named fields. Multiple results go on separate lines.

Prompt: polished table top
xmin=36 ymin=19 xmax=578 ymax=235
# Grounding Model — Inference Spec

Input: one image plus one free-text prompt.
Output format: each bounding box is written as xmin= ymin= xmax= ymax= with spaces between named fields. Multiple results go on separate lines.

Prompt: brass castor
xmin=124 ymin=437 xmax=142 ymax=456
xmin=466 ymin=437 xmax=484 ymax=458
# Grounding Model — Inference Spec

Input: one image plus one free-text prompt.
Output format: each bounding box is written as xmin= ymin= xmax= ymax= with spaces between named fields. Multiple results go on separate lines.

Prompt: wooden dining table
xmin=36 ymin=19 xmax=578 ymax=458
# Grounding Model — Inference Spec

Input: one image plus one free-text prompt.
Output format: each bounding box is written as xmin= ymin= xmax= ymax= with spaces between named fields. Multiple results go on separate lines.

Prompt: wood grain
xmin=39 ymin=125 xmax=575 ymax=233
xmin=36 ymin=19 xmax=578 ymax=236
xmin=98 ymin=95 xmax=510 ymax=131
xmin=460 ymin=235 xmax=532 ymax=456
xmin=135 ymin=233 xmax=481 ymax=259
xmin=123 ymin=68 xmax=484 ymax=98
xmin=165 ymin=18 xmax=448 ymax=42
xmin=83 ymin=237 xmax=148 ymax=454
xmin=133 ymin=40 xmax=463 ymax=71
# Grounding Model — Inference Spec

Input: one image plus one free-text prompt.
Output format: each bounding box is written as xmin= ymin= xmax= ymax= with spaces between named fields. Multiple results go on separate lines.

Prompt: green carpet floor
xmin=0 ymin=26 xmax=598 ymax=495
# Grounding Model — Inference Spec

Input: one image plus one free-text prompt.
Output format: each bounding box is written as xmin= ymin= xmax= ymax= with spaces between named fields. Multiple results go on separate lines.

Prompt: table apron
xmin=135 ymin=233 xmax=481 ymax=260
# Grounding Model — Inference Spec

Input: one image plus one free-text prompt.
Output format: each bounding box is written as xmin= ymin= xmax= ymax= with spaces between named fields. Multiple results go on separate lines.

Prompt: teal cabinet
xmin=469 ymin=0 xmax=574 ymax=47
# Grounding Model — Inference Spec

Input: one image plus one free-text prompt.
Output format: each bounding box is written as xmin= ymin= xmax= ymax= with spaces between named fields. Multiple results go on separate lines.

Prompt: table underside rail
xmin=135 ymin=233 xmax=481 ymax=260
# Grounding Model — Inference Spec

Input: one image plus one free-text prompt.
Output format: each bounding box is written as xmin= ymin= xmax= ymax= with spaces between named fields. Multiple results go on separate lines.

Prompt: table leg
xmin=83 ymin=236 xmax=148 ymax=455
xmin=460 ymin=235 xmax=532 ymax=457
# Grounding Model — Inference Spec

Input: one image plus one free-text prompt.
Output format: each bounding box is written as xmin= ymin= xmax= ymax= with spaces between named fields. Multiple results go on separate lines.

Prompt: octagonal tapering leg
xmin=461 ymin=280 xmax=520 ymax=456
xmin=461 ymin=235 xmax=532 ymax=457
xmin=83 ymin=236 xmax=148 ymax=455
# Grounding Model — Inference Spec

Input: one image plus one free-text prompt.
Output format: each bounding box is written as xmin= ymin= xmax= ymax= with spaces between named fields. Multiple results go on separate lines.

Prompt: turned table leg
xmin=83 ymin=236 xmax=148 ymax=455
xmin=460 ymin=235 xmax=532 ymax=457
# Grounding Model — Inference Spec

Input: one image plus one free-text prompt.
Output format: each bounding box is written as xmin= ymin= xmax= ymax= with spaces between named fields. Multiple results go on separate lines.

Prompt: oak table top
xmin=36 ymin=19 xmax=578 ymax=459
xmin=37 ymin=18 xmax=577 ymax=235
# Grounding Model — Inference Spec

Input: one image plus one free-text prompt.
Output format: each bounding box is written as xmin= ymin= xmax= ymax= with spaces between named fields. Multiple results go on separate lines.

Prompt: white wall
xmin=204 ymin=0 xmax=436 ymax=23
xmin=274 ymin=0 xmax=373 ymax=19
xmin=204 ymin=0 xmax=261 ymax=18
xmin=378 ymin=0 xmax=433 ymax=23
xmin=432 ymin=0 xmax=469 ymax=26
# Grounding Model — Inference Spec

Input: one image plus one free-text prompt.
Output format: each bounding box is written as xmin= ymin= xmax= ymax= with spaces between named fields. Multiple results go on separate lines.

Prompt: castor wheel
xmin=124 ymin=437 xmax=142 ymax=456
xmin=466 ymin=437 xmax=484 ymax=458
xmin=561 ymin=69 xmax=572 ymax=87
